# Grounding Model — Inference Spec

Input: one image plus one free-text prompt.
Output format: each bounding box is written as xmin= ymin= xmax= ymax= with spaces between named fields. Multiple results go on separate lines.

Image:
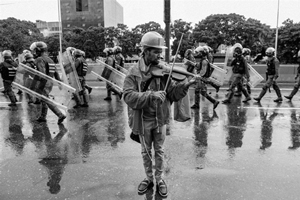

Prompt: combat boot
xmin=81 ymin=92 xmax=89 ymax=107
xmin=273 ymin=84 xmax=283 ymax=102
xmin=284 ymin=86 xmax=298 ymax=100
xmin=210 ymin=82 xmax=220 ymax=93
xmin=254 ymin=88 xmax=267 ymax=102
xmin=222 ymin=91 xmax=233 ymax=104
xmin=241 ymin=87 xmax=251 ymax=103
xmin=104 ymin=90 xmax=112 ymax=101
xmin=206 ymin=94 xmax=219 ymax=110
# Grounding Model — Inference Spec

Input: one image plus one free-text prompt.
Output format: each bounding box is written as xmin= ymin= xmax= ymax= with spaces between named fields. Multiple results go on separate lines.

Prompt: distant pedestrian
xmin=254 ymin=47 xmax=282 ymax=103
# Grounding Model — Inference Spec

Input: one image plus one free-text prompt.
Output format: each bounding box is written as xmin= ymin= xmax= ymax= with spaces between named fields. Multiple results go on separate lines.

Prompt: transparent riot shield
xmin=224 ymin=46 xmax=234 ymax=82
xmin=14 ymin=63 xmax=76 ymax=110
xmin=209 ymin=64 xmax=227 ymax=86
xmin=115 ymin=63 xmax=128 ymax=75
xmin=58 ymin=51 xmax=82 ymax=92
xmin=247 ymin=64 xmax=264 ymax=88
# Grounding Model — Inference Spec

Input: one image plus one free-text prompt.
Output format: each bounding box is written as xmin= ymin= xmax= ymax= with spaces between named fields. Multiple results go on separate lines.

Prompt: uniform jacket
xmin=123 ymin=57 xmax=189 ymax=134
xmin=115 ymin=53 xmax=124 ymax=68
xmin=0 ymin=59 xmax=18 ymax=81
xmin=266 ymin=57 xmax=279 ymax=76
xmin=231 ymin=56 xmax=250 ymax=78
xmin=75 ymin=57 xmax=88 ymax=77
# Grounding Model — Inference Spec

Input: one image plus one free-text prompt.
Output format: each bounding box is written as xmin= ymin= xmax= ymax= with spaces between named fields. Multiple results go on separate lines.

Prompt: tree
xmin=0 ymin=17 xmax=43 ymax=55
xmin=277 ymin=19 xmax=300 ymax=63
xmin=171 ymin=19 xmax=194 ymax=58
xmin=193 ymin=14 xmax=273 ymax=53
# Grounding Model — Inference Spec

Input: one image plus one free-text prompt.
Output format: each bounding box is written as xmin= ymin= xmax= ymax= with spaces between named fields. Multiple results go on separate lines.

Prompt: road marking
xmin=239 ymin=106 xmax=300 ymax=110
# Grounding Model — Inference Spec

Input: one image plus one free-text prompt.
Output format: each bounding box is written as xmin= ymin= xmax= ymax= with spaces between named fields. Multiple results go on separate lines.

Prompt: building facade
xmin=60 ymin=0 xmax=123 ymax=30
xmin=36 ymin=20 xmax=60 ymax=37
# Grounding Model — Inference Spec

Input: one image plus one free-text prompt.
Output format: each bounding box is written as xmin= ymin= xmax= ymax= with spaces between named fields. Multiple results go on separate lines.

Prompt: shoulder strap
xmin=142 ymin=77 xmax=153 ymax=92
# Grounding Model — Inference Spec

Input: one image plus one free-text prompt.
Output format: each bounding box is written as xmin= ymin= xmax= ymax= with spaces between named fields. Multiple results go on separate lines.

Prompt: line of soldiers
xmin=183 ymin=44 xmax=288 ymax=108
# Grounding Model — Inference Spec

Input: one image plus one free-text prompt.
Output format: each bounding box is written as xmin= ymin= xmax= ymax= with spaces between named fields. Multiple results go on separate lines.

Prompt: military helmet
xmin=103 ymin=47 xmax=114 ymax=55
xmin=266 ymin=47 xmax=275 ymax=57
xmin=2 ymin=50 xmax=12 ymax=58
xmin=30 ymin=41 xmax=47 ymax=52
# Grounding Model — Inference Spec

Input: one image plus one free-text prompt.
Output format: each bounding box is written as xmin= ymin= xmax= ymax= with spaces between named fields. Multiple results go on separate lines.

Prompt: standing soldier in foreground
xmin=30 ymin=41 xmax=66 ymax=124
xmin=254 ymin=47 xmax=283 ymax=103
xmin=123 ymin=31 xmax=200 ymax=197
xmin=190 ymin=46 xmax=219 ymax=110
xmin=0 ymin=50 xmax=18 ymax=106
xmin=73 ymin=49 xmax=89 ymax=107
xmin=222 ymin=45 xmax=251 ymax=104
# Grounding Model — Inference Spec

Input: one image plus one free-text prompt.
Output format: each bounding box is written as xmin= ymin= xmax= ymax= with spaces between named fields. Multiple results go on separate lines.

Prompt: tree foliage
xmin=0 ymin=16 xmax=299 ymax=63
xmin=0 ymin=17 xmax=43 ymax=55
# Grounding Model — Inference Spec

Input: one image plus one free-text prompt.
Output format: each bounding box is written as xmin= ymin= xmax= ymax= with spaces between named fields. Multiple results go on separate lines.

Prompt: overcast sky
xmin=0 ymin=0 xmax=299 ymax=29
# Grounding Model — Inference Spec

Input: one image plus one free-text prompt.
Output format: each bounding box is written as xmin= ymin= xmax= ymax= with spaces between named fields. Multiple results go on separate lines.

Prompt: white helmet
xmin=266 ymin=47 xmax=275 ymax=57
xmin=103 ymin=47 xmax=114 ymax=55
xmin=140 ymin=31 xmax=167 ymax=49
xmin=113 ymin=46 xmax=122 ymax=53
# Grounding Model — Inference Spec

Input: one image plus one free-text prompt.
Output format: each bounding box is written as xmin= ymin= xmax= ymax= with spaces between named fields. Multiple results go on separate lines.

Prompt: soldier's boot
xmin=246 ymin=84 xmax=251 ymax=94
xmin=273 ymin=85 xmax=283 ymax=102
xmin=48 ymin=103 xmax=66 ymax=124
xmin=73 ymin=93 xmax=82 ymax=108
xmin=81 ymin=92 xmax=89 ymax=107
xmin=205 ymin=93 xmax=219 ymax=110
xmin=37 ymin=103 xmax=47 ymax=122
xmin=284 ymin=86 xmax=299 ymax=100
xmin=85 ymin=85 xmax=93 ymax=94
xmin=26 ymin=93 xmax=34 ymax=104
xmin=8 ymin=91 xmax=17 ymax=106
xmin=104 ymin=90 xmax=112 ymax=101
xmin=191 ymin=90 xmax=200 ymax=109
xmin=254 ymin=88 xmax=267 ymax=102
xmin=210 ymin=82 xmax=220 ymax=93
xmin=241 ymin=87 xmax=251 ymax=103
xmin=222 ymin=91 xmax=234 ymax=104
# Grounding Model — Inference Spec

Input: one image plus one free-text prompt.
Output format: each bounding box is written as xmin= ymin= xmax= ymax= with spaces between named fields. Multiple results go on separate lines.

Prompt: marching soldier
xmin=222 ymin=45 xmax=251 ymax=104
xmin=79 ymin=50 xmax=93 ymax=94
xmin=190 ymin=46 xmax=219 ymax=110
xmin=23 ymin=52 xmax=36 ymax=104
xmin=30 ymin=41 xmax=66 ymax=124
xmin=73 ymin=49 xmax=89 ymax=107
xmin=103 ymin=47 xmax=116 ymax=101
xmin=114 ymin=46 xmax=125 ymax=69
xmin=254 ymin=47 xmax=282 ymax=103
xmin=0 ymin=50 xmax=18 ymax=106
xmin=284 ymin=50 xmax=300 ymax=100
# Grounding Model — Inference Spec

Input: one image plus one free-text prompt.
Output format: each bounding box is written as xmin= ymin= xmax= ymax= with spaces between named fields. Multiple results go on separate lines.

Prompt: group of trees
xmin=0 ymin=14 xmax=299 ymax=63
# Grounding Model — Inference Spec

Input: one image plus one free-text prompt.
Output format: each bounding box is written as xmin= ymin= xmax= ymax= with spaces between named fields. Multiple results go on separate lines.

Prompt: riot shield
xmin=224 ymin=46 xmax=234 ymax=82
xmin=209 ymin=64 xmax=227 ymax=86
xmin=247 ymin=63 xmax=264 ymax=88
xmin=58 ymin=51 xmax=82 ymax=92
xmin=115 ymin=63 xmax=128 ymax=75
xmin=14 ymin=63 xmax=76 ymax=110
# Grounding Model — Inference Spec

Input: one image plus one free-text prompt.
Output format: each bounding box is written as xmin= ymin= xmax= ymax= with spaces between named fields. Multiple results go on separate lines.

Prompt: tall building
xmin=36 ymin=20 xmax=60 ymax=37
xmin=60 ymin=0 xmax=123 ymax=30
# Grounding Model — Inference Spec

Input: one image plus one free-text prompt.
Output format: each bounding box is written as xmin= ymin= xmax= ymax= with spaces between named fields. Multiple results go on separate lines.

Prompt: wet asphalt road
xmin=1 ymin=85 xmax=300 ymax=200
